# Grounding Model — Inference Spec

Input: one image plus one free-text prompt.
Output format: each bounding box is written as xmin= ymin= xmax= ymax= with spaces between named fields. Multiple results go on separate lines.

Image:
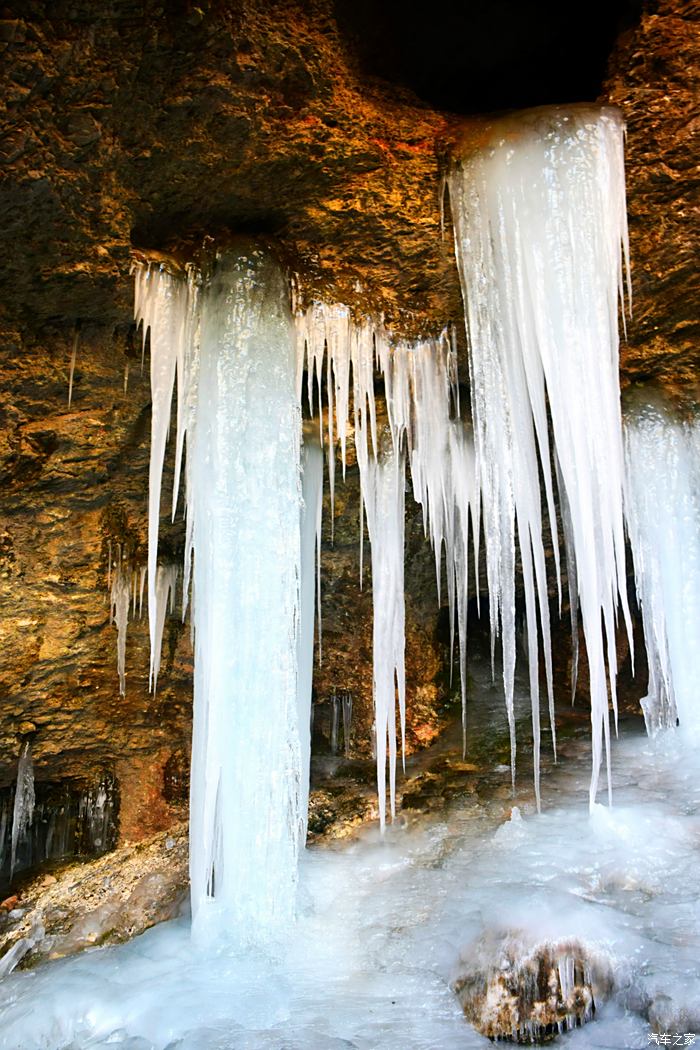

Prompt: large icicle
xmin=136 ymin=248 xmax=303 ymax=945
xmin=449 ymin=105 xmax=631 ymax=806
xmin=363 ymin=441 xmax=406 ymax=828
xmin=624 ymin=392 xmax=700 ymax=736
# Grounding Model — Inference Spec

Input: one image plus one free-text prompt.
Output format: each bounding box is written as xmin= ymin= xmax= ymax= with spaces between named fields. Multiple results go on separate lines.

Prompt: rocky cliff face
xmin=0 ymin=0 xmax=697 ymax=862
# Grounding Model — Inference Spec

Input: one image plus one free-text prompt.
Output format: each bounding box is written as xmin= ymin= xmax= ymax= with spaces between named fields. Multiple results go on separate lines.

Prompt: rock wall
xmin=0 ymin=0 xmax=696 ymax=855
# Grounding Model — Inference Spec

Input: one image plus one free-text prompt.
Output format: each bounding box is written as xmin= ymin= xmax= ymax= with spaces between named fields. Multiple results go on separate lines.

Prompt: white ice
xmin=363 ymin=441 xmax=406 ymax=827
xmin=298 ymin=431 xmax=324 ymax=844
xmin=9 ymin=742 xmax=34 ymax=879
xmin=624 ymin=391 xmax=700 ymax=736
xmin=448 ymin=105 xmax=632 ymax=806
xmin=295 ymin=310 xmax=481 ymax=820
xmin=109 ymin=562 xmax=131 ymax=697
xmin=135 ymin=249 xmax=304 ymax=945
xmin=2 ymin=659 xmax=698 ymax=1049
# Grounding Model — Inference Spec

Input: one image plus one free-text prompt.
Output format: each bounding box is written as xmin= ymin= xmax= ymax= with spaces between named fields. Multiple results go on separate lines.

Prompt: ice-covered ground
xmin=1 ymin=659 xmax=698 ymax=1050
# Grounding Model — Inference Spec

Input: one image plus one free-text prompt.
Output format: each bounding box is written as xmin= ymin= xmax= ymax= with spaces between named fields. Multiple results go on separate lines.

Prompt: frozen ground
xmin=0 ymin=659 xmax=698 ymax=1050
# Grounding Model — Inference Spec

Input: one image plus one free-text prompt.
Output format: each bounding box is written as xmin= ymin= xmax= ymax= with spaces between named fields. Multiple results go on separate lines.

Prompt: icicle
xmin=137 ymin=247 xmax=302 ymax=945
xmin=10 ymin=742 xmax=35 ymax=879
xmin=295 ymin=300 xmax=481 ymax=809
xmin=67 ymin=327 xmax=79 ymax=408
xmin=123 ymin=359 xmax=130 ymax=394
xmin=449 ymin=105 xmax=631 ymax=806
xmin=134 ymin=262 xmax=198 ymax=685
xmin=330 ymin=692 xmax=339 ymax=756
xmin=110 ymin=563 xmax=131 ymax=696
xmin=342 ymin=690 xmax=353 ymax=758
xmin=624 ymin=392 xmax=700 ymax=736
xmin=138 ymin=565 xmax=147 ymax=619
xmin=298 ymin=432 xmax=324 ymax=844
xmin=363 ymin=441 xmax=406 ymax=828
xmin=150 ymin=563 xmax=179 ymax=693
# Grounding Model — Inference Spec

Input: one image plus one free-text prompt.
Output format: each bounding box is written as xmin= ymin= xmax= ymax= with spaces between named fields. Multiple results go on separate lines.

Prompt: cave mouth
xmin=334 ymin=0 xmax=644 ymax=114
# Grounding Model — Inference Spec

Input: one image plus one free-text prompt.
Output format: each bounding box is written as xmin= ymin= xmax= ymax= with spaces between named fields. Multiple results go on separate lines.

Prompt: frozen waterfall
xmin=131 ymin=104 xmax=644 ymax=947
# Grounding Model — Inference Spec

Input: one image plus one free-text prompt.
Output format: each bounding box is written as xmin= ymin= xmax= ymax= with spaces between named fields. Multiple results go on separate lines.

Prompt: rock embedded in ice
xmin=453 ymin=932 xmax=614 ymax=1043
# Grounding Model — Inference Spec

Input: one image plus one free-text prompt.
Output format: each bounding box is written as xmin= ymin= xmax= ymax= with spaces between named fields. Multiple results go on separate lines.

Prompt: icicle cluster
xmin=448 ymin=105 xmax=632 ymax=806
xmin=295 ymin=307 xmax=481 ymax=823
xmin=130 ymin=105 xmax=639 ymax=948
xmin=107 ymin=548 xmax=150 ymax=697
xmin=624 ymin=392 xmax=700 ymax=736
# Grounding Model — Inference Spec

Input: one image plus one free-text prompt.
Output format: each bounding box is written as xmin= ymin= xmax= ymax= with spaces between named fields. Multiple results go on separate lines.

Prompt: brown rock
xmin=453 ymin=932 xmax=615 ymax=1043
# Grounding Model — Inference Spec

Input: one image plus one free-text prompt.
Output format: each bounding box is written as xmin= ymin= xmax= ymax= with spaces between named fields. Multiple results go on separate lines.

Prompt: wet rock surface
xmin=604 ymin=0 xmax=699 ymax=386
xmin=0 ymin=821 xmax=188 ymax=973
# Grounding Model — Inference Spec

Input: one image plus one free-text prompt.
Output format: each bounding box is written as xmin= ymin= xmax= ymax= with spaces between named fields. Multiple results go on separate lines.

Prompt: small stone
xmin=18 ymin=720 xmax=37 ymax=736
xmin=8 ymin=909 xmax=25 ymax=920
xmin=39 ymin=874 xmax=57 ymax=887
xmin=165 ymin=837 xmax=175 ymax=850
xmin=0 ymin=896 xmax=19 ymax=911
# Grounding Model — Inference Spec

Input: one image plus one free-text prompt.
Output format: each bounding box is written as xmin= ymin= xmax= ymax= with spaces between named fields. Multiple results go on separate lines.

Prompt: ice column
xmin=624 ymin=393 xmax=700 ymax=735
xmin=136 ymin=248 xmax=303 ymax=944
xmin=449 ymin=105 xmax=632 ymax=805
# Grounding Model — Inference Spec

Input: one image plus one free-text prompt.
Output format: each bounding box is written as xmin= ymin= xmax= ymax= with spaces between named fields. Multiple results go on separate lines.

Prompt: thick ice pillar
xmin=137 ymin=247 xmax=303 ymax=945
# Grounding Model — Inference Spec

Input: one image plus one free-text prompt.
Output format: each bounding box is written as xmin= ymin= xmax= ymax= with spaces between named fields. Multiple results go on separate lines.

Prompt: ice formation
xmin=135 ymin=248 xmax=303 ymax=943
xmin=624 ymin=392 xmax=700 ymax=735
xmin=296 ymin=308 xmax=481 ymax=816
xmin=448 ymin=105 xmax=632 ymax=805
xmin=67 ymin=328 xmax=79 ymax=408
xmin=10 ymin=742 xmax=34 ymax=879
xmin=127 ymin=104 xmax=638 ymax=946
xmin=149 ymin=563 xmax=179 ymax=693
xmin=364 ymin=443 xmax=406 ymax=827
xmin=1 ymin=776 xmax=116 ymax=887
xmin=298 ymin=433 xmax=324 ymax=843
xmin=109 ymin=562 xmax=130 ymax=697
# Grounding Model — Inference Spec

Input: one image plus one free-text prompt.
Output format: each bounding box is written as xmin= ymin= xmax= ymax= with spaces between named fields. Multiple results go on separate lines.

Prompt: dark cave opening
xmin=334 ymin=0 xmax=645 ymax=114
